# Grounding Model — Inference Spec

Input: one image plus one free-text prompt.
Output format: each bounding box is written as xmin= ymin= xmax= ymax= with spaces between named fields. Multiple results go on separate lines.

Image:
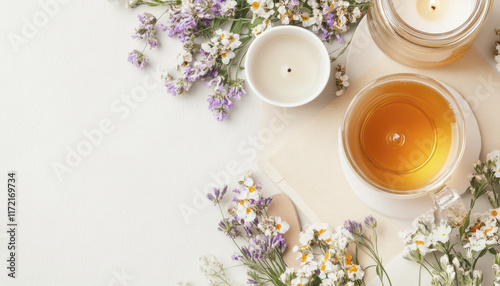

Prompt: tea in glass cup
xmin=341 ymin=74 xmax=467 ymax=225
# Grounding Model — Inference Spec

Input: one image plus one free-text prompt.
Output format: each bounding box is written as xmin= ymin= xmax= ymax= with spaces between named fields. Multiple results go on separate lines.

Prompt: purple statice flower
xmin=132 ymin=13 xmax=158 ymax=49
xmin=214 ymin=107 xmax=228 ymax=121
xmin=344 ymin=220 xmax=363 ymax=235
xmin=228 ymin=80 xmax=246 ymax=100
xmin=364 ymin=215 xmax=377 ymax=229
xmin=231 ymin=254 xmax=240 ymax=261
xmin=192 ymin=54 xmax=218 ymax=80
xmin=244 ymin=222 xmax=254 ymax=237
xmin=218 ymin=217 xmax=240 ymax=238
xmin=211 ymin=0 xmax=224 ymax=16
xmin=242 ymin=234 xmax=287 ymax=262
xmin=127 ymin=50 xmax=149 ymax=70
xmin=162 ymin=10 xmax=198 ymax=43
xmin=164 ymin=78 xmax=192 ymax=96
xmin=207 ymin=76 xmax=225 ymax=93
xmin=207 ymin=185 xmax=228 ymax=204
xmin=248 ymin=278 xmax=259 ymax=285
xmin=162 ymin=1 xmax=214 ymax=43
xmin=336 ymin=34 xmax=344 ymax=44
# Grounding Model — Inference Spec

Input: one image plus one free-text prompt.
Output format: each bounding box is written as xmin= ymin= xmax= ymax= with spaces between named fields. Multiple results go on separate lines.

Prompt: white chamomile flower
xmin=297 ymin=252 xmax=314 ymax=265
xmin=248 ymin=0 xmax=275 ymax=19
xmin=491 ymin=209 xmax=500 ymax=220
xmin=251 ymin=19 xmax=273 ymax=37
xmin=236 ymin=204 xmax=256 ymax=222
xmin=487 ymin=150 xmax=500 ymax=177
xmin=221 ymin=0 xmax=237 ymax=15
xmin=346 ymin=263 xmax=364 ymax=280
xmin=220 ymin=50 xmax=235 ymax=64
xmin=238 ymin=171 xmax=254 ymax=187
xmin=352 ymin=6 xmax=361 ymax=18
xmin=301 ymin=14 xmax=317 ymax=27
xmin=409 ymin=234 xmax=431 ymax=255
xmin=275 ymin=216 xmax=290 ymax=234
xmin=431 ymin=221 xmax=452 ymax=244
xmin=313 ymin=223 xmax=332 ymax=240
xmin=466 ymin=233 xmax=487 ymax=252
xmin=299 ymin=227 xmax=315 ymax=245
xmin=201 ymin=42 xmax=217 ymax=55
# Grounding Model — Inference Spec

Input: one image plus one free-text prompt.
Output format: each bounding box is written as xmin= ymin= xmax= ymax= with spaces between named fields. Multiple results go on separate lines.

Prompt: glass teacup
xmin=341 ymin=74 xmax=467 ymax=225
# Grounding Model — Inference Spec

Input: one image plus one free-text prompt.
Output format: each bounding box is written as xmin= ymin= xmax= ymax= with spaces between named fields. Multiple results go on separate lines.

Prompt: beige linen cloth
xmin=260 ymin=47 xmax=500 ymax=280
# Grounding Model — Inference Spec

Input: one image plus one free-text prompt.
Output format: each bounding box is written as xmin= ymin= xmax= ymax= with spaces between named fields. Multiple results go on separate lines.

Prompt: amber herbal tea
xmin=345 ymin=80 xmax=458 ymax=191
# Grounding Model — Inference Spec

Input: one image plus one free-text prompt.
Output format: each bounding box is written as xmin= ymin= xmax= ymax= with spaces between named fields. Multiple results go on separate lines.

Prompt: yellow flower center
xmin=246 ymin=207 xmax=252 ymax=214
xmin=349 ymin=265 xmax=358 ymax=273
xmin=228 ymin=35 xmax=235 ymax=42
xmin=240 ymin=199 xmax=247 ymax=205
xmin=324 ymin=252 xmax=330 ymax=261
xmin=415 ymin=240 xmax=425 ymax=246
xmin=345 ymin=254 xmax=352 ymax=265
xmin=301 ymin=254 xmax=308 ymax=262
xmin=221 ymin=33 xmax=225 ymax=39
xmin=492 ymin=210 xmax=498 ymax=217
xmin=318 ymin=229 xmax=326 ymax=235
xmin=276 ymin=224 xmax=282 ymax=230
xmin=221 ymin=53 xmax=227 ymax=58
xmin=326 ymin=238 xmax=332 ymax=244
xmin=485 ymin=226 xmax=494 ymax=234
xmin=302 ymin=15 xmax=310 ymax=21
xmin=321 ymin=262 xmax=326 ymax=271
xmin=249 ymin=186 xmax=256 ymax=193
xmin=251 ymin=1 xmax=260 ymax=9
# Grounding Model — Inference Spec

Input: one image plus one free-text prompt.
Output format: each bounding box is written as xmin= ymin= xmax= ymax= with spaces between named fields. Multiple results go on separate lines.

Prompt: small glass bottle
xmin=367 ymin=0 xmax=493 ymax=68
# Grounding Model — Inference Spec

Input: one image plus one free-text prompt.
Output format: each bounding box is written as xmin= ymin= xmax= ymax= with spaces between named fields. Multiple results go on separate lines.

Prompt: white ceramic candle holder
xmin=245 ymin=26 xmax=331 ymax=107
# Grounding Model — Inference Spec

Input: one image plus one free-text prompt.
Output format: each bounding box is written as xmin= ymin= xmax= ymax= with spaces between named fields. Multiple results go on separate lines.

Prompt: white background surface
xmin=0 ymin=1 xmax=283 ymax=284
xmin=0 ymin=1 xmax=499 ymax=285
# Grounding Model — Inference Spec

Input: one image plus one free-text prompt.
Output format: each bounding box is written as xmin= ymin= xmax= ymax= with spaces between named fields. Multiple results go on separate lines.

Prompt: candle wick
xmin=287 ymin=68 xmax=292 ymax=73
xmin=431 ymin=5 xmax=436 ymax=10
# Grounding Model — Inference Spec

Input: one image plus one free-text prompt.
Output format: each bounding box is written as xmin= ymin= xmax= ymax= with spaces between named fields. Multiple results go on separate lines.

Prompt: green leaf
xmin=239 ymin=36 xmax=252 ymax=48
xmin=230 ymin=20 xmax=244 ymax=34
xmin=248 ymin=17 xmax=264 ymax=31
xmin=478 ymin=248 xmax=488 ymax=259
xmin=489 ymin=248 xmax=497 ymax=255
xmin=213 ymin=18 xmax=228 ymax=29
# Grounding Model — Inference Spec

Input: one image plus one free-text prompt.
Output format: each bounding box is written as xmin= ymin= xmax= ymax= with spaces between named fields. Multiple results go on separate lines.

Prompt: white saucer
xmin=338 ymin=81 xmax=481 ymax=219
xmin=341 ymin=17 xmax=482 ymax=219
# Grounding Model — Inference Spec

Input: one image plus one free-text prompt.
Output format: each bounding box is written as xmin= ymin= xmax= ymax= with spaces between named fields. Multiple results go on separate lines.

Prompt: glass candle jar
xmin=367 ymin=0 xmax=493 ymax=68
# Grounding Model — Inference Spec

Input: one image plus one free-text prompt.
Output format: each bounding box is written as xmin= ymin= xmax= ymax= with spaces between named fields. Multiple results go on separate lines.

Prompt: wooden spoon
xmin=267 ymin=193 xmax=302 ymax=268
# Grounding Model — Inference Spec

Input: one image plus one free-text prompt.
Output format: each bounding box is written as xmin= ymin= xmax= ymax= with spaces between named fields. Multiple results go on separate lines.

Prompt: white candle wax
xmin=248 ymin=33 xmax=327 ymax=105
xmin=393 ymin=0 xmax=476 ymax=33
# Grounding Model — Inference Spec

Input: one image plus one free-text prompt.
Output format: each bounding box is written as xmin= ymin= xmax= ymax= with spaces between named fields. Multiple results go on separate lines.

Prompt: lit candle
xmin=245 ymin=26 xmax=330 ymax=107
xmin=393 ymin=0 xmax=476 ymax=33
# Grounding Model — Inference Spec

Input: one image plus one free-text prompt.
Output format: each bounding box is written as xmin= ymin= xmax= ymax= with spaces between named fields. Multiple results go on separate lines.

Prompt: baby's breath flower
xmin=199 ymin=255 xmax=233 ymax=286
xmin=335 ymin=65 xmax=349 ymax=96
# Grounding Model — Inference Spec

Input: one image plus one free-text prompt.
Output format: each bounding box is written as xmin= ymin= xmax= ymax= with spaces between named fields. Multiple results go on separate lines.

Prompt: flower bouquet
xmin=126 ymin=0 xmax=370 ymax=121
xmin=193 ymin=150 xmax=500 ymax=286
xmin=202 ymin=172 xmax=389 ymax=285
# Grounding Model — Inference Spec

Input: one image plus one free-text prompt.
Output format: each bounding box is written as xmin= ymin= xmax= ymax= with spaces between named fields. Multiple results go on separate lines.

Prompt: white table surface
xmin=0 ymin=1 xmax=498 ymax=285
xmin=0 ymin=1 xmax=282 ymax=285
